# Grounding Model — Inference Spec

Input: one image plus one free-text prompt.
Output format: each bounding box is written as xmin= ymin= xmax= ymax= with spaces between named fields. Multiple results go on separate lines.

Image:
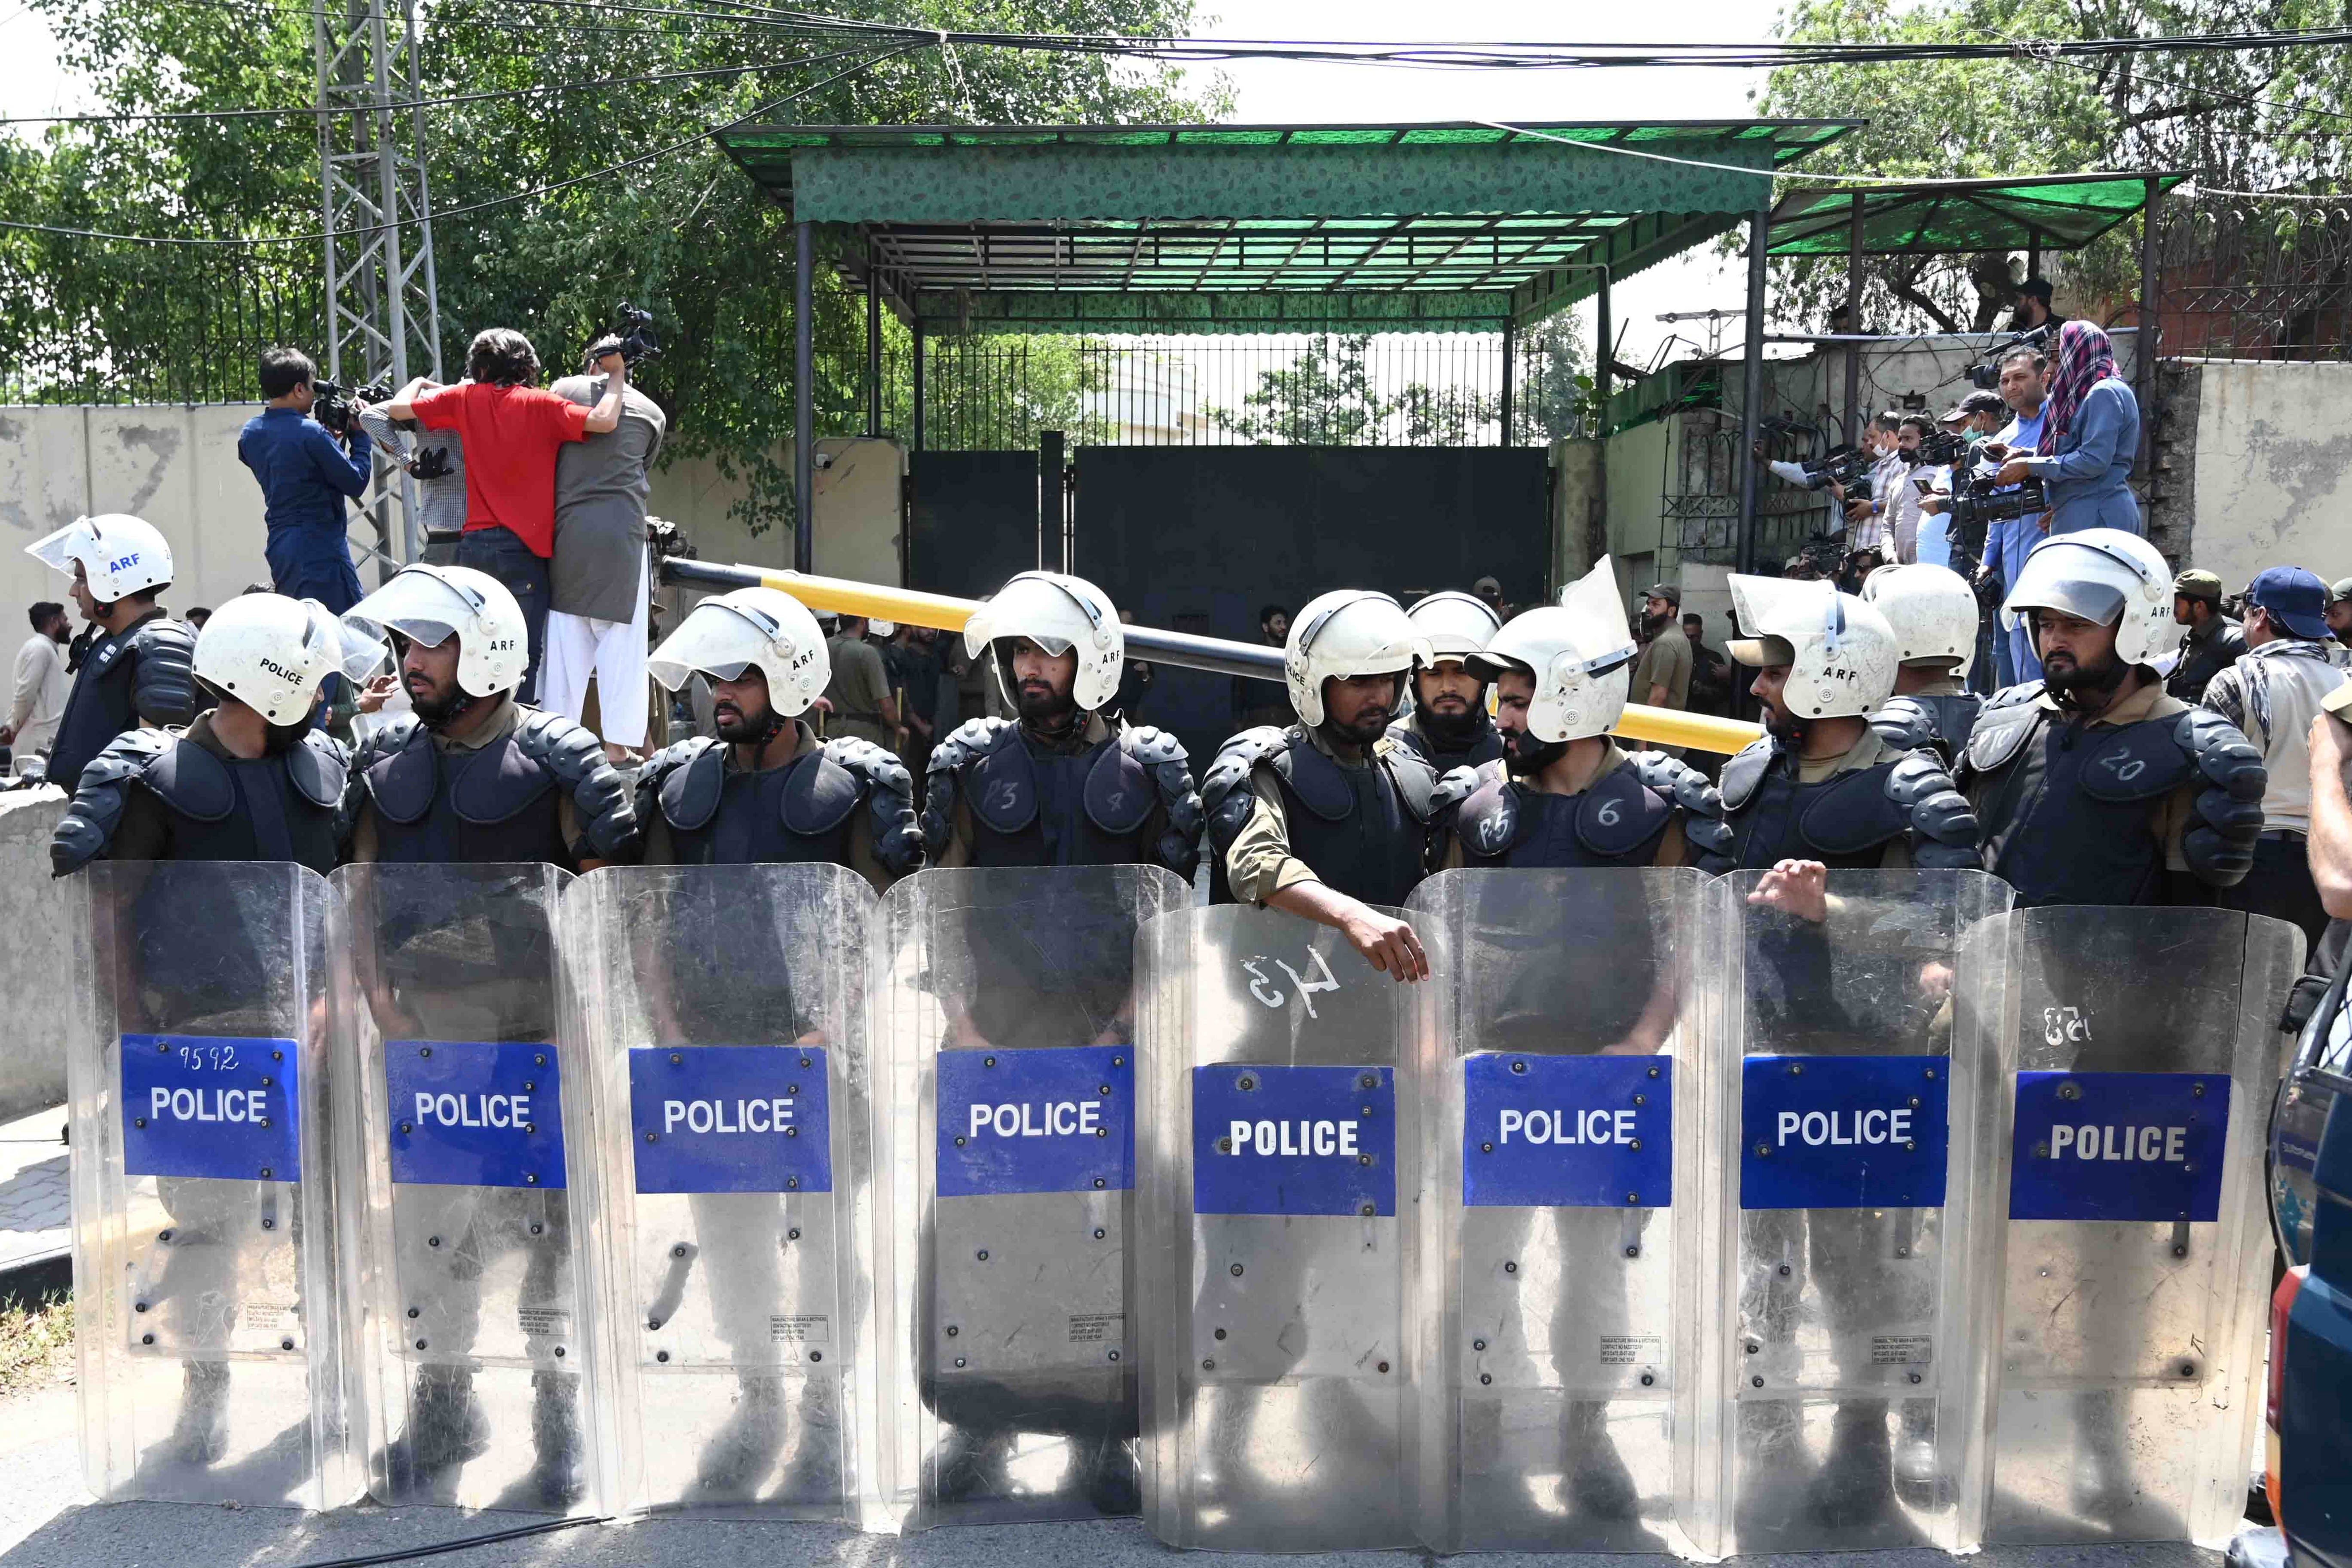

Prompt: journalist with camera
xmin=1957 ymin=344 xmax=2052 ymax=685
xmin=236 ymin=346 xmax=373 ymax=614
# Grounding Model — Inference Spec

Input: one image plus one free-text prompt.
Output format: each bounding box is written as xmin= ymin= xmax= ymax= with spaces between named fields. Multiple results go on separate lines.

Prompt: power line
xmin=0 ymin=40 xmax=923 ymax=245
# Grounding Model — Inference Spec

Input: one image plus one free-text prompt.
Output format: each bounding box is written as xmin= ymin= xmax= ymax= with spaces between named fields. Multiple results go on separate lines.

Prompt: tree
xmin=1206 ymin=328 xmax=1592 ymax=446
xmin=0 ymin=0 xmax=1228 ymax=531
xmin=1754 ymin=0 xmax=2352 ymax=334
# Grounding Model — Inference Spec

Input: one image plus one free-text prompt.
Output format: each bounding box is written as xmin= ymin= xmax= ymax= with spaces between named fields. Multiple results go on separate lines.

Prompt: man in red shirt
xmin=379 ymin=329 xmax=626 ymax=702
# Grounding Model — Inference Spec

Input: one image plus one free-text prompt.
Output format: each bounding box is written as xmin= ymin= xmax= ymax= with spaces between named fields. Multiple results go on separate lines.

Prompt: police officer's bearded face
xmin=1749 ymin=662 xmax=1807 ymax=744
xmin=2328 ymin=600 xmax=2352 ymax=646
xmin=1009 ymin=637 xmax=1079 ymax=726
xmin=1414 ymin=659 xmax=1484 ymax=742
xmin=400 ymin=633 xmax=469 ymax=728
xmin=1322 ymin=671 xmax=1400 ymax=746
xmin=1495 ymin=669 xmax=1568 ymax=777
xmin=710 ymin=668 xmax=778 ymax=743
xmin=2034 ymin=609 xmax=2128 ymax=702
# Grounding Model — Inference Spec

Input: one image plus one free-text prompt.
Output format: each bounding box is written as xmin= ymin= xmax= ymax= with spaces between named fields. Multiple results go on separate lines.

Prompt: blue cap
xmin=2247 ymin=566 xmax=2331 ymax=640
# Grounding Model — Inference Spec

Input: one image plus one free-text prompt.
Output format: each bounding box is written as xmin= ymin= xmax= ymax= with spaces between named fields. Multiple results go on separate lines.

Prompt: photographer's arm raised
xmin=581 ymin=353 xmax=627 ymax=434
xmin=375 ymin=376 xmax=435 ymax=423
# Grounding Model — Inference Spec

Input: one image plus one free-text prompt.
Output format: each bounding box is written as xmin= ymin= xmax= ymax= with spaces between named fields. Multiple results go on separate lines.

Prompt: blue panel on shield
xmin=1740 ymin=1054 xmax=1949 ymax=1211
xmin=386 ymin=1040 xmax=565 ymax=1190
xmin=630 ymin=1044 xmax=833 ymax=1196
xmin=2009 ymin=1070 xmax=2229 ymax=1222
xmin=120 ymin=1034 xmax=300 ymax=1182
xmin=937 ymin=1045 xmax=1132 ymax=1197
xmin=1463 ymin=1053 xmax=1672 ymax=1209
xmin=1192 ymin=1064 xmax=1395 ymax=1217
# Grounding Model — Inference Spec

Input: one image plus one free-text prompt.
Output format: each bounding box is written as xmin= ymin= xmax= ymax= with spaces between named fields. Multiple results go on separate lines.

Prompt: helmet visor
xmin=24 ymin=521 xmax=90 ymax=578
xmin=647 ymin=600 xmax=778 ymax=692
xmin=302 ymin=599 xmax=391 ymax=682
xmin=2006 ymin=576 xmax=2125 ymax=632
xmin=345 ymin=567 xmax=480 ymax=653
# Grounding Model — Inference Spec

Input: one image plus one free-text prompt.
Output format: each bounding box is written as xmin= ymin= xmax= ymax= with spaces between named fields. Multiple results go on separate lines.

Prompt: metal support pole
xmin=1038 ymin=429 xmax=1066 ymax=571
xmin=1735 ymin=203 xmax=1772 ymax=576
xmin=910 ymin=320 xmax=925 ymax=453
xmin=2138 ymin=177 xmax=2161 ymax=472
xmin=2026 ymin=238 xmax=2042 ymax=287
xmin=1595 ymin=279 xmax=1612 ymax=421
xmin=1845 ymin=191 xmax=1864 ymax=448
xmin=794 ymin=219 xmax=815 ymax=575
xmin=1500 ymin=318 xmax=1516 ymax=447
xmin=865 ymin=270 xmax=882 ymax=439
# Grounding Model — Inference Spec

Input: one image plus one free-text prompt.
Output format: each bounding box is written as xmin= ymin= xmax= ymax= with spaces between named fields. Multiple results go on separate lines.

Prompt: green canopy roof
xmin=713 ymin=119 xmax=1858 ymax=334
xmin=1767 ymin=172 xmax=2190 ymax=257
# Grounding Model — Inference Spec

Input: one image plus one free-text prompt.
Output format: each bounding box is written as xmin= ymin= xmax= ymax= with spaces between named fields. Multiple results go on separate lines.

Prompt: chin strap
xmin=416 ymin=688 xmax=480 ymax=733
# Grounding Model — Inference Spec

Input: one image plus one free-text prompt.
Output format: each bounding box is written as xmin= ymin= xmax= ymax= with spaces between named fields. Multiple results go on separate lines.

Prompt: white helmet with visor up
xmin=344 ymin=564 xmax=527 ymax=699
xmin=963 ymin=570 xmax=1124 ymax=712
xmin=1406 ymin=590 xmax=1502 ymax=663
xmin=27 ymin=513 xmax=175 ymax=603
xmin=2002 ymin=527 xmax=2174 ymax=669
xmin=1727 ymin=573 xmax=1900 ymax=720
xmin=1468 ymin=556 xmax=1638 ymax=744
xmin=193 ymin=593 xmax=387 ymax=723
xmin=1285 ymin=589 xmax=1432 ymax=728
xmin=648 ymin=586 xmax=830 ymax=715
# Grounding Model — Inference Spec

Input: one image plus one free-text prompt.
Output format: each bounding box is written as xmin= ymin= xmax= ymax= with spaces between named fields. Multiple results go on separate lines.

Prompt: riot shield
xmin=876 ymin=865 xmax=1189 ymax=1529
xmin=65 ymin=860 xmax=354 ymax=1509
xmin=1136 ymin=903 xmax=1418 ymax=1552
xmin=331 ymin=862 xmax=607 ymax=1515
xmin=1984 ymin=905 xmax=2301 ymax=1547
xmin=571 ymin=863 xmax=878 ymax=1523
xmin=1691 ymin=868 xmax=2011 ymax=1557
xmin=1404 ymin=867 xmax=1720 ymax=1555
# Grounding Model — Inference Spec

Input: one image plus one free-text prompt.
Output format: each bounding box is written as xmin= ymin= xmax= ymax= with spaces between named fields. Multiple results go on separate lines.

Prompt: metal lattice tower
xmin=314 ymin=0 xmax=442 ymax=571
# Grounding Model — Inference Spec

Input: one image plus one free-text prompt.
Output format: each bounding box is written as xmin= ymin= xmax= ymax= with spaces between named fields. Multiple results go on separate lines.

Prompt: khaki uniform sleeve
xmin=931 ymin=795 xmax=975 ymax=870
xmin=844 ymin=644 xmax=890 ymax=716
xmin=1878 ymin=836 xmax=1916 ymax=871
xmin=348 ymin=801 xmax=380 ymax=864
xmin=1224 ymin=767 xmax=1323 ymax=906
xmin=1653 ymin=814 xmax=1688 ymax=868
xmin=2156 ymin=784 xmax=2195 ymax=873
xmin=1663 ymin=639 xmax=1693 ymax=706
xmin=560 ymin=796 xmax=589 ymax=866
xmin=638 ymin=809 xmax=675 ymax=867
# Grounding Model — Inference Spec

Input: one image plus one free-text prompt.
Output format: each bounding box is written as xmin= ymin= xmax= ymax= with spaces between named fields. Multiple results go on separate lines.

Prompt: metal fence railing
xmin=2162 ymin=204 xmax=2352 ymax=363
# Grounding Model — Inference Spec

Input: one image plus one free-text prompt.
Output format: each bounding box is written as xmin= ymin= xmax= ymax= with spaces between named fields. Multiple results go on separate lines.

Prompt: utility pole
xmin=315 ymin=0 xmax=442 ymax=573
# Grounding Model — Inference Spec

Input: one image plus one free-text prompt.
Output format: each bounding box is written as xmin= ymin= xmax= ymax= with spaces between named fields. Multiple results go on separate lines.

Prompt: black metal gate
xmin=905 ymin=449 xmax=1041 ymax=598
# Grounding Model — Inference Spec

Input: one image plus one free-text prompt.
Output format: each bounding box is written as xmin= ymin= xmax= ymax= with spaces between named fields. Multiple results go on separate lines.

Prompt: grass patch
xmin=0 ymin=1292 xmax=73 ymax=1400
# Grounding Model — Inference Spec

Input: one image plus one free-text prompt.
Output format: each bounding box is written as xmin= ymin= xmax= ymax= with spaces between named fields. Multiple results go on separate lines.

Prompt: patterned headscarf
xmin=2038 ymin=320 xmax=2118 ymax=457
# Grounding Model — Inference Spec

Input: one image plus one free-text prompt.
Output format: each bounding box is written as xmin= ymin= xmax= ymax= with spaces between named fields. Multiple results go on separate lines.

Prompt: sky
xmin=0 ymin=0 xmax=1790 ymax=364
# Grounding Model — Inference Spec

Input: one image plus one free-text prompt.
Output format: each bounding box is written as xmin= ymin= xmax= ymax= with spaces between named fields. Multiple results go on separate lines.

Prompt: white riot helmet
xmin=648 ymin=586 xmax=830 ymax=715
xmin=27 ymin=513 xmax=175 ymax=603
xmin=1405 ymin=591 xmax=1501 ymax=663
xmin=1468 ymin=556 xmax=1638 ymax=744
xmin=1727 ymin=573 xmax=1900 ymax=720
xmin=1861 ymin=562 xmax=1979 ymax=677
xmin=193 ymin=593 xmax=386 ymax=723
xmin=345 ymin=564 xmax=527 ymax=699
xmin=963 ymin=570 xmax=1124 ymax=713
xmin=1285 ymin=589 xmax=1432 ymax=728
xmin=2002 ymin=527 xmax=2174 ymax=669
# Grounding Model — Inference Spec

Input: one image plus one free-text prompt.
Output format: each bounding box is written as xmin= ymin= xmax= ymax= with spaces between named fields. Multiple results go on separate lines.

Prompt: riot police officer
xmin=925 ymin=571 xmax=1201 ymax=876
xmin=1202 ymin=589 xmax=1470 ymax=980
xmin=1862 ymin=563 xmax=1986 ymax=766
xmin=1960 ymin=529 xmax=2265 ymax=908
xmin=52 ymin=594 xmax=375 ymax=876
xmin=28 ymin=513 xmax=196 ymax=794
xmin=341 ymin=564 xmax=636 ymax=868
xmin=1388 ymin=589 xmax=1504 ymax=771
xmin=635 ymin=585 xmax=921 ymax=885
xmin=1441 ymin=557 xmax=1733 ymax=872
xmin=1720 ymin=574 xmax=1981 ymax=875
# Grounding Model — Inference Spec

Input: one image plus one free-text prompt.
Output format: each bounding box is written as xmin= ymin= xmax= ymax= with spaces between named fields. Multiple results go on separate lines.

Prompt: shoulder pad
xmin=1085 ymin=735 xmax=1155 ymax=836
xmin=825 ymin=737 xmax=922 ymax=878
xmin=127 ymin=617 xmax=197 ymax=728
xmin=1718 ymin=736 xmax=1776 ymax=812
xmin=1200 ymin=725 xmax=1292 ymax=844
xmin=2176 ymin=707 xmax=2267 ymax=802
xmin=1119 ymin=724 xmax=1188 ymax=770
xmin=1576 ymin=760 xmax=1674 ymax=858
xmin=286 ymin=729 xmax=349 ymax=811
xmin=1963 ymin=696 xmax=2043 ymax=777
xmin=1455 ymin=776 xmax=1521 ymax=860
xmin=1431 ymin=763 xmax=1479 ymax=816
xmin=1886 ymin=751 xmax=1983 ymax=867
xmin=1384 ymin=719 xmax=1431 ymax=764
xmin=1386 ymin=747 xmax=1441 ymax=824
xmin=1981 ymin=680 xmax=2044 ymax=713
xmin=929 ymin=717 xmax=1016 ymax=779
xmin=514 ymin=710 xmax=640 ymax=861
xmin=1121 ymin=725 xmax=1203 ymax=877
xmin=1628 ymin=748 xmax=1733 ymax=871
xmin=1800 ymin=762 xmax=1910 ymax=857
xmin=2078 ymin=717 xmax=2195 ymax=804
xmin=49 ymin=729 xmax=173 ymax=875
xmin=963 ymin=725 xmax=1038 ymax=835
xmin=1869 ymin=696 xmax=1940 ymax=754
xmin=1268 ymin=730 xmax=1355 ymax=822
xmin=361 ymin=717 xmax=437 ymax=826
xmin=783 ymin=750 xmax=865 ymax=838
xmin=142 ymin=732 xmax=235 ymax=822
xmin=640 ymin=737 xmax=722 ymax=833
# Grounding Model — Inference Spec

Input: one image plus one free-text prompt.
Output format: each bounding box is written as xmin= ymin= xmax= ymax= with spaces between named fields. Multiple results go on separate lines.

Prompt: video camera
xmin=312 ymin=374 xmax=392 ymax=437
xmin=1916 ymin=428 xmax=1967 ymax=467
xmin=1794 ymin=444 xmax=1872 ymax=492
xmin=1939 ymin=464 xmax=2049 ymax=610
xmin=588 ymin=301 xmax=660 ymax=370
xmin=1966 ymin=325 xmax=2050 ymax=391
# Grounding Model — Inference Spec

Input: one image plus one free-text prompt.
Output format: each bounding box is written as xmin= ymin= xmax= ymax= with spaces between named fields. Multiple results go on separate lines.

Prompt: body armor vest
xmin=1212 ymin=731 xmax=1435 ymax=907
xmin=362 ymin=723 xmax=573 ymax=867
xmin=1721 ymin=741 xmax=1911 ymax=872
xmin=654 ymin=738 xmax=863 ymax=867
xmin=49 ymin=611 xmax=195 ymax=793
xmin=1454 ymin=765 xmax=1675 ymax=870
xmin=140 ymin=734 xmax=343 ymax=873
xmin=1967 ymin=702 xmax=2189 ymax=908
xmin=962 ymin=727 xmax=1159 ymax=868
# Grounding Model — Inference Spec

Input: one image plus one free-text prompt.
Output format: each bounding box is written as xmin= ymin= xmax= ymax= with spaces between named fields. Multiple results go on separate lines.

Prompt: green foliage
xmin=0 ymin=0 xmax=1228 ymax=531
xmin=1206 ymin=322 xmax=1590 ymax=446
xmin=1755 ymin=0 xmax=2352 ymax=332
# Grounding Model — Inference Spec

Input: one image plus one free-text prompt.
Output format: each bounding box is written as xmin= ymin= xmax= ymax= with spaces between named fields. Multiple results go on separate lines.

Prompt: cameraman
xmin=1840 ymin=412 xmax=1905 ymax=560
xmin=378 ymin=329 xmax=628 ymax=704
xmin=542 ymin=332 xmax=668 ymax=766
xmin=1969 ymin=345 xmax=2051 ymax=686
xmin=236 ymin=346 xmax=370 ymax=613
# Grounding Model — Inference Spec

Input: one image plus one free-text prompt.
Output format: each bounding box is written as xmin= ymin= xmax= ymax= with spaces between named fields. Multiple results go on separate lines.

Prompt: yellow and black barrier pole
xmin=659 ymin=558 xmax=1765 ymax=757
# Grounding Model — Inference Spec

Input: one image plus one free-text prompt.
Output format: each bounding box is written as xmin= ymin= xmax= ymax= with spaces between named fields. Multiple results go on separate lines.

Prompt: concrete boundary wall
xmin=0 ymin=790 xmax=71 ymax=1123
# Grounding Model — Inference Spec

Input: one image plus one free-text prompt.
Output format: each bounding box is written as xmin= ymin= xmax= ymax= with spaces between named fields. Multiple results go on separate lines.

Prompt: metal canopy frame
xmin=710 ymin=118 xmax=1859 ymax=572
xmin=1767 ymin=172 xmax=2192 ymax=258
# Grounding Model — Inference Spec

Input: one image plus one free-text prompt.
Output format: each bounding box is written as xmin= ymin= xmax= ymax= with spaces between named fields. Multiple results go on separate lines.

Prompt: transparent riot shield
xmin=1691 ymin=868 xmax=2012 ymax=1557
xmin=1137 ymin=903 xmax=1418 ymax=1552
xmin=876 ymin=865 xmax=1189 ymax=1529
xmin=571 ymin=863 xmax=877 ymax=1523
xmin=331 ymin=863 xmax=607 ymax=1515
xmin=65 ymin=861 xmax=354 ymax=1509
xmin=1984 ymin=906 xmax=2301 ymax=1547
xmin=1404 ymin=867 xmax=1721 ymax=1555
